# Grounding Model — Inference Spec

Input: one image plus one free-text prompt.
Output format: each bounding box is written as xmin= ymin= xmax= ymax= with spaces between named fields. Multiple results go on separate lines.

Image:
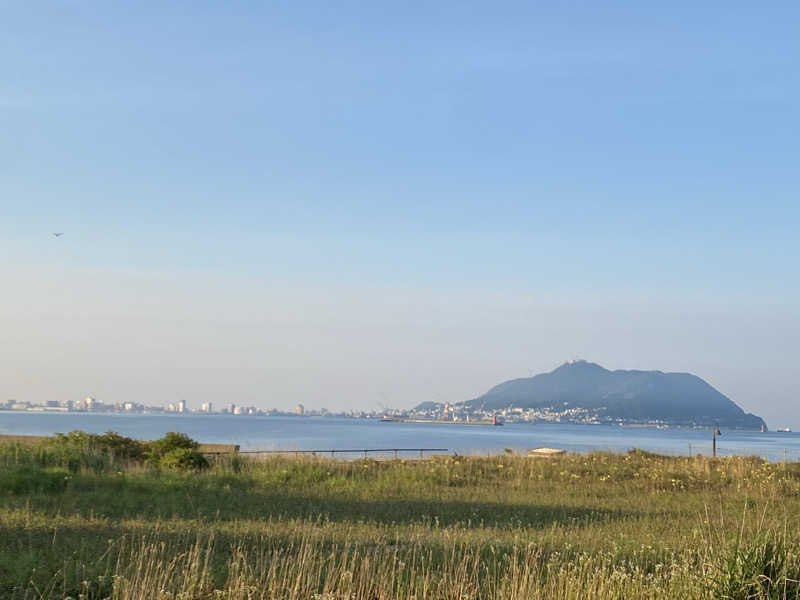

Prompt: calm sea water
xmin=1 ymin=411 xmax=799 ymax=461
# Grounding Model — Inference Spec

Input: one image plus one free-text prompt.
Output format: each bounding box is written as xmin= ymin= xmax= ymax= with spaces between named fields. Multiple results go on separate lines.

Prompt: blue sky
xmin=2 ymin=2 xmax=799 ymax=426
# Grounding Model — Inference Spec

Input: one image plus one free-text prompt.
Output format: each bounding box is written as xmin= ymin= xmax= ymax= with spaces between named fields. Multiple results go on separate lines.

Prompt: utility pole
xmin=712 ymin=423 xmax=721 ymax=458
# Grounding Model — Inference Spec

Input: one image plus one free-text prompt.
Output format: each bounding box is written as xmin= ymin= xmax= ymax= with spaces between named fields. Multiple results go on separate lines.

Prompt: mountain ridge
xmin=452 ymin=360 xmax=765 ymax=429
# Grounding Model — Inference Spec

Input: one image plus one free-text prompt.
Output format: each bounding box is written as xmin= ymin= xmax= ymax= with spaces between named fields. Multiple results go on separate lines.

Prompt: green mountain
xmin=460 ymin=361 xmax=766 ymax=429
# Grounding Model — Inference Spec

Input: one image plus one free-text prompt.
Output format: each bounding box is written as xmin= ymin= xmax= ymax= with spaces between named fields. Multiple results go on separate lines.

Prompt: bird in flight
xmin=53 ymin=232 xmax=64 ymax=237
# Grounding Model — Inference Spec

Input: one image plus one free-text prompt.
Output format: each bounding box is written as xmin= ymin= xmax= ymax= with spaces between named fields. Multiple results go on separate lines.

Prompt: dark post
xmin=712 ymin=423 xmax=721 ymax=458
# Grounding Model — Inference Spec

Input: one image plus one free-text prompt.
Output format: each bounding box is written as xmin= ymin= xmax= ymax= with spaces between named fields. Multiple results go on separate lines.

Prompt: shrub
xmin=147 ymin=431 xmax=198 ymax=455
xmin=146 ymin=432 xmax=208 ymax=471
xmin=93 ymin=431 xmax=147 ymax=461
xmin=41 ymin=431 xmax=114 ymax=472
xmin=157 ymin=448 xmax=209 ymax=471
xmin=2 ymin=430 xmax=210 ymax=474
xmin=42 ymin=430 xmax=147 ymax=470
xmin=32 ymin=430 xmax=211 ymax=472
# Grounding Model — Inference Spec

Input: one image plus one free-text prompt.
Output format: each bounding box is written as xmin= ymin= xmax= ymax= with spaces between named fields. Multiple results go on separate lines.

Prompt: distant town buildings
xmin=0 ymin=395 xmax=673 ymax=427
xmin=73 ymin=396 xmax=97 ymax=411
xmin=3 ymin=396 xmax=313 ymax=417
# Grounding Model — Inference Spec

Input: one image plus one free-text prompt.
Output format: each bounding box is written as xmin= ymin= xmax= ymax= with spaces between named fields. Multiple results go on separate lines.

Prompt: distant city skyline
xmin=2 ymin=2 xmax=799 ymax=429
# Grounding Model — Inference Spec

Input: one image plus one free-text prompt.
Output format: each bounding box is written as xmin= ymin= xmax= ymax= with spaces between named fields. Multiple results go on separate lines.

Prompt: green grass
xmin=1 ymin=442 xmax=799 ymax=599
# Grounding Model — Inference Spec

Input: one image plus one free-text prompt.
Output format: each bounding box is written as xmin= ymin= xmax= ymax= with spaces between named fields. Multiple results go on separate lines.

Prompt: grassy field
xmin=1 ymin=437 xmax=799 ymax=599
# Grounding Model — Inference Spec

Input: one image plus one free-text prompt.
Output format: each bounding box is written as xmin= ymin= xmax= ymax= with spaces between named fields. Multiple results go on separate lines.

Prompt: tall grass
xmin=1 ymin=442 xmax=799 ymax=599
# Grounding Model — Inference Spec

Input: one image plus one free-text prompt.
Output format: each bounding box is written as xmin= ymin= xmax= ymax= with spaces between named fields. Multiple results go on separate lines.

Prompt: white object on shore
xmin=527 ymin=447 xmax=567 ymax=457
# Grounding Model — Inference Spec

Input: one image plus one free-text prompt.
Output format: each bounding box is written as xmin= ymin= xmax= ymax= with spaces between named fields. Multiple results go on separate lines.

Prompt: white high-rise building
xmin=177 ymin=399 xmax=186 ymax=413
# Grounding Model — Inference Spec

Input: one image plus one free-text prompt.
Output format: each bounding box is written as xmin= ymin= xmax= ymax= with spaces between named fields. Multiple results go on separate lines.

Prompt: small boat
xmin=776 ymin=427 xmax=792 ymax=433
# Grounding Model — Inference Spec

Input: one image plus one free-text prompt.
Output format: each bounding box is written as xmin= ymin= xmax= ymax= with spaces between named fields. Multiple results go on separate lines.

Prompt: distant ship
xmin=776 ymin=427 xmax=792 ymax=433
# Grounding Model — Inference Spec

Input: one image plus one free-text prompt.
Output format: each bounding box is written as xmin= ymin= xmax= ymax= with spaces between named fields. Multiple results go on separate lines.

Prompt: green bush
xmin=28 ymin=430 xmax=208 ymax=472
xmin=40 ymin=431 xmax=111 ymax=473
xmin=93 ymin=431 xmax=147 ymax=461
xmin=147 ymin=431 xmax=197 ymax=454
xmin=157 ymin=447 xmax=209 ymax=471
xmin=41 ymin=430 xmax=147 ymax=472
xmin=146 ymin=432 xmax=208 ymax=471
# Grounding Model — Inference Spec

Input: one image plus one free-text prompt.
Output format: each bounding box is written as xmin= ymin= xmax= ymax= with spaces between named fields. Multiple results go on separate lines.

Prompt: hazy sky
xmin=2 ymin=2 xmax=799 ymax=427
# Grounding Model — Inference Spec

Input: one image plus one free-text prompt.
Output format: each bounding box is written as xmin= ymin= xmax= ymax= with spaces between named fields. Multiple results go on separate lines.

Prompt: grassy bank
xmin=1 ymin=437 xmax=799 ymax=599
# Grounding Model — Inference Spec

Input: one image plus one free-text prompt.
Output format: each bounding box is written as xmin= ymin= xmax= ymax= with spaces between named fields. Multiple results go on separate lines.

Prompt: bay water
xmin=1 ymin=411 xmax=798 ymax=462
